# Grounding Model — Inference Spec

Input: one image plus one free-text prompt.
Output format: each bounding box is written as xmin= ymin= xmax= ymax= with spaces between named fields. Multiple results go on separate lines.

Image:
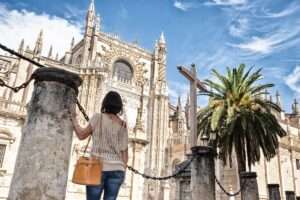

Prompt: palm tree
xmin=197 ymin=64 xmax=287 ymax=175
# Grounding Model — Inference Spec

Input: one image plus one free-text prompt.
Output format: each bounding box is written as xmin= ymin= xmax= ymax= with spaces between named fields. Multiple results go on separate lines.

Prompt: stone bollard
xmin=240 ymin=172 xmax=259 ymax=200
xmin=191 ymin=146 xmax=215 ymax=200
xmin=174 ymin=157 xmax=192 ymax=200
xmin=8 ymin=67 xmax=82 ymax=200
xmin=268 ymin=184 xmax=281 ymax=200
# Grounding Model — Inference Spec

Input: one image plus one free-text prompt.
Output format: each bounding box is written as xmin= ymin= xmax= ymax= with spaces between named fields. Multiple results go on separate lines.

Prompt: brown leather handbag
xmin=72 ymin=116 xmax=103 ymax=186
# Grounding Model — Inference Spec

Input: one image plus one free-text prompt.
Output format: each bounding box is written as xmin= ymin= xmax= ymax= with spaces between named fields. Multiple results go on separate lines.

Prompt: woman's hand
xmin=69 ymin=103 xmax=92 ymax=140
xmin=69 ymin=103 xmax=77 ymax=122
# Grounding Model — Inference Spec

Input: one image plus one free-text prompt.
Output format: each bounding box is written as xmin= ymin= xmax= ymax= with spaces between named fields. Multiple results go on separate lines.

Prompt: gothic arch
xmin=111 ymin=57 xmax=135 ymax=83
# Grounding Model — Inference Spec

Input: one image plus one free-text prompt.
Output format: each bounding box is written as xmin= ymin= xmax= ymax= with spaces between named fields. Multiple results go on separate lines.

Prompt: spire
xmin=94 ymin=14 xmax=101 ymax=33
xmin=48 ymin=46 xmax=53 ymax=58
xmin=70 ymin=37 xmax=75 ymax=50
xmin=85 ymin=0 xmax=96 ymax=36
xmin=159 ymin=32 xmax=166 ymax=44
xmin=292 ymin=99 xmax=300 ymax=115
xmin=178 ymin=96 xmax=182 ymax=108
xmin=55 ymin=53 xmax=59 ymax=61
xmin=88 ymin=0 xmax=95 ymax=12
xmin=177 ymin=96 xmax=183 ymax=120
xmin=18 ymin=39 xmax=24 ymax=53
xmin=276 ymin=90 xmax=282 ymax=109
xmin=33 ymin=29 xmax=43 ymax=56
xmin=185 ymin=93 xmax=190 ymax=130
xmin=269 ymin=95 xmax=273 ymax=103
xmin=157 ymin=33 xmax=167 ymax=82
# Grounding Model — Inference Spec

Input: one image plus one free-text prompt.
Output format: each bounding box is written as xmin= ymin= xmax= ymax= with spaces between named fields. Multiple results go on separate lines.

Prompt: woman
xmin=71 ymin=91 xmax=128 ymax=200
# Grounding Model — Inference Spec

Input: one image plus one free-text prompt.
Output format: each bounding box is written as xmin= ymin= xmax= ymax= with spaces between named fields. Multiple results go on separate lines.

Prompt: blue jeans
xmin=86 ymin=171 xmax=125 ymax=200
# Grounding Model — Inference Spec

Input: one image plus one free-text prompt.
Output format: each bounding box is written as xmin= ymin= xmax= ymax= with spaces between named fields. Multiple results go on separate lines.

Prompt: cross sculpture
xmin=177 ymin=64 xmax=207 ymax=147
xmin=178 ymin=64 xmax=216 ymax=200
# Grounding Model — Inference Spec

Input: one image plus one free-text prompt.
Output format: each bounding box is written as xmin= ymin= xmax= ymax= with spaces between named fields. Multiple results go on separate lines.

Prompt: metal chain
xmin=127 ymin=156 xmax=195 ymax=180
xmin=0 ymin=76 xmax=34 ymax=93
xmin=215 ymin=175 xmax=245 ymax=196
xmin=0 ymin=43 xmax=45 ymax=68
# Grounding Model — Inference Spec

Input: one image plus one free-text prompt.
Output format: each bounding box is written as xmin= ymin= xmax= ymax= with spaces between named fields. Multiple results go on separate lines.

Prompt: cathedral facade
xmin=1 ymin=1 xmax=300 ymax=200
xmin=0 ymin=1 xmax=169 ymax=199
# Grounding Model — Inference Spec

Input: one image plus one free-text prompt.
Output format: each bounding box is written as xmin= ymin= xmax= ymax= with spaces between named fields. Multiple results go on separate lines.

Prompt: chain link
xmin=0 ymin=43 xmax=45 ymax=68
xmin=0 ymin=76 xmax=34 ymax=93
xmin=215 ymin=175 xmax=245 ymax=197
xmin=127 ymin=156 xmax=194 ymax=180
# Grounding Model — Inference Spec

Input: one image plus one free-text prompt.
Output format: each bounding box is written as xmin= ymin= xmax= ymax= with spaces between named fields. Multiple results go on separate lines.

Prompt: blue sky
xmin=0 ymin=0 xmax=300 ymax=111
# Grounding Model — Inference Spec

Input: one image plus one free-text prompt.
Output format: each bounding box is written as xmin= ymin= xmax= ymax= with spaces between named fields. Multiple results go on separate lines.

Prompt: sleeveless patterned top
xmin=89 ymin=113 xmax=128 ymax=171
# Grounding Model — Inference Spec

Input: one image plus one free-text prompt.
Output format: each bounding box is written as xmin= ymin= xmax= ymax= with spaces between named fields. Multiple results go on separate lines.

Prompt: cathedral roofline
xmin=98 ymin=32 xmax=152 ymax=57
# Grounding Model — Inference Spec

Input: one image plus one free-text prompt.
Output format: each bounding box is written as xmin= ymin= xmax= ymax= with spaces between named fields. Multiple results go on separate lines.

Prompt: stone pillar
xmin=191 ymin=146 xmax=215 ymax=200
xmin=130 ymin=140 xmax=147 ymax=200
xmin=268 ymin=184 xmax=281 ymax=200
xmin=8 ymin=67 xmax=82 ymax=200
xmin=285 ymin=191 xmax=295 ymax=200
xmin=175 ymin=158 xmax=191 ymax=200
xmin=240 ymin=172 xmax=259 ymax=200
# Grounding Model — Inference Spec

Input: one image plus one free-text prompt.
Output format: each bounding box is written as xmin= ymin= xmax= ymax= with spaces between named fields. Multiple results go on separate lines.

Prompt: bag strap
xmin=82 ymin=113 xmax=103 ymax=156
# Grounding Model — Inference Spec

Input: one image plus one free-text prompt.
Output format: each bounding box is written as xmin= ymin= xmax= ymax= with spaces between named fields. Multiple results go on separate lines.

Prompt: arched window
xmin=76 ymin=55 xmax=82 ymax=65
xmin=113 ymin=60 xmax=133 ymax=82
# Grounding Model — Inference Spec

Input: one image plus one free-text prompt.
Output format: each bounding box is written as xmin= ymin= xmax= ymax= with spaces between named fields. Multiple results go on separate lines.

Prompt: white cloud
xmin=0 ymin=3 xmax=83 ymax=57
xmin=174 ymin=1 xmax=197 ymax=11
xmin=230 ymin=26 xmax=300 ymax=55
xmin=231 ymin=37 xmax=272 ymax=54
xmin=168 ymin=81 xmax=189 ymax=105
xmin=260 ymin=3 xmax=300 ymax=18
xmin=205 ymin=0 xmax=247 ymax=6
xmin=229 ymin=18 xmax=248 ymax=37
xmin=285 ymin=65 xmax=300 ymax=93
xmin=64 ymin=4 xmax=86 ymax=20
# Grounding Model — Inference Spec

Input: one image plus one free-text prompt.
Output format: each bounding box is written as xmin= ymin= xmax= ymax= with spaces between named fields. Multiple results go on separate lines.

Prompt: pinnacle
xmin=159 ymin=32 xmax=166 ymax=44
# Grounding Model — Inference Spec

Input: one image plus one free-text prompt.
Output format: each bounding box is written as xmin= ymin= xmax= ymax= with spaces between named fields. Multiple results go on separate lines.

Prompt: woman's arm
xmin=121 ymin=149 xmax=128 ymax=167
xmin=70 ymin=105 xmax=93 ymax=140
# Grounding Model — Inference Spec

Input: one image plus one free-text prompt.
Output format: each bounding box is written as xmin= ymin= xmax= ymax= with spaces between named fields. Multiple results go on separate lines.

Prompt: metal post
xmin=8 ymin=67 xmax=82 ymax=200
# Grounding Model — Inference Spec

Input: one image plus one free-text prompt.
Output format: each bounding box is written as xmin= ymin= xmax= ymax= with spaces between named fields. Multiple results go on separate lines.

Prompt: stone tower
xmin=144 ymin=32 xmax=170 ymax=200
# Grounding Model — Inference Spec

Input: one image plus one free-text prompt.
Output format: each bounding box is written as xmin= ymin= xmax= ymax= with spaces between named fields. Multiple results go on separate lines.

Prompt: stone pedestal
xmin=240 ymin=172 xmax=259 ymax=200
xmin=175 ymin=158 xmax=191 ymax=200
xmin=191 ymin=146 xmax=215 ymax=200
xmin=8 ymin=67 xmax=82 ymax=200
xmin=268 ymin=184 xmax=281 ymax=200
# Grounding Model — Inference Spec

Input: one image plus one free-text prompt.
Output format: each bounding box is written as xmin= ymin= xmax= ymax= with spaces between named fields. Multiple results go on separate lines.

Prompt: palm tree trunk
xmin=236 ymin=153 xmax=246 ymax=200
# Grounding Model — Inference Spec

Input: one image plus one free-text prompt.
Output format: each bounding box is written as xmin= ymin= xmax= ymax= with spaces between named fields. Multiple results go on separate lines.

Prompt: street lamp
xmin=200 ymin=134 xmax=209 ymax=146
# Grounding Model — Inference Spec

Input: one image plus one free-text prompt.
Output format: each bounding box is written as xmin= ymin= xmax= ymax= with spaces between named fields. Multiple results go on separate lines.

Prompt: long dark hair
xmin=101 ymin=91 xmax=123 ymax=115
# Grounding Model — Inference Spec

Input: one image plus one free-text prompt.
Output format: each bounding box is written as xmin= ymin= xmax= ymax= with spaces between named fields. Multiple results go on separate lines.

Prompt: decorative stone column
xmin=268 ymin=184 xmax=281 ymax=200
xmin=8 ymin=67 xmax=82 ymax=200
xmin=191 ymin=146 xmax=215 ymax=200
xmin=240 ymin=172 xmax=259 ymax=200
xmin=129 ymin=138 xmax=148 ymax=200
